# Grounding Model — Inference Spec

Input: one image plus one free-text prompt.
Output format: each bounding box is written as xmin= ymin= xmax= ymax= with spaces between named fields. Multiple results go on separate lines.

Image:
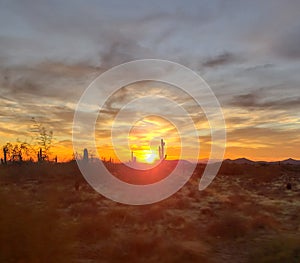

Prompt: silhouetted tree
xmin=2 ymin=142 xmax=30 ymax=163
xmin=30 ymin=118 xmax=53 ymax=161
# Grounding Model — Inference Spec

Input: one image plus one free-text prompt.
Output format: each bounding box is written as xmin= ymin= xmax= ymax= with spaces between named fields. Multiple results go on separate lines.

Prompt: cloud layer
xmin=0 ymin=0 xmax=299 ymax=160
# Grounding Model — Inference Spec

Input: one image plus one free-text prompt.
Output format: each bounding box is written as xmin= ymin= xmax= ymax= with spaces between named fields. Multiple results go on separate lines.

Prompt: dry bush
xmin=59 ymin=193 xmax=82 ymax=208
xmin=227 ymin=193 xmax=248 ymax=204
xmin=156 ymin=239 xmax=211 ymax=263
xmin=135 ymin=204 xmax=166 ymax=225
xmin=241 ymin=203 xmax=263 ymax=217
xmin=179 ymin=221 xmax=205 ymax=240
xmin=187 ymin=187 xmax=211 ymax=200
xmin=119 ymin=234 xmax=159 ymax=261
xmin=245 ymin=202 xmax=280 ymax=216
xmin=250 ymin=214 xmax=281 ymax=231
xmin=205 ymin=212 xmax=250 ymax=239
xmin=0 ymin=190 xmax=75 ymax=263
xmin=69 ymin=202 xmax=98 ymax=218
xmin=106 ymin=206 xmax=133 ymax=225
xmin=200 ymin=207 xmax=215 ymax=217
xmin=161 ymin=195 xmax=192 ymax=210
xmin=248 ymin=235 xmax=300 ymax=263
xmin=95 ymin=233 xmax=160 ymax=263
xmin=76 ymin=215 xmax=113 ymax=244
xmin=167 ymin=215 xmax=187 ymax=230
xmin=249 ymin=165 xmax=282 ymax=183
xmin=218 ymin=163 xmax=245 ymax=176
xmin=99 ymin=233 xmax=211 ymax=263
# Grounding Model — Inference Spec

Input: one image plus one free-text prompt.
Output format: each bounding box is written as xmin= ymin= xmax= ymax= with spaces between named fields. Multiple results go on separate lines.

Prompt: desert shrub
xmin=76 ymin=216 xmax=113 ymax=244
xmin=248 ymin=165 xmax=282 ymax=183
xmin=136 ymin=204 xmax=165 ymax=225
xmin=96 ymin=233 xmax=160 ymax=263
xmin=122 ymin=234 xmax=158 ymax=258
xmin=218 ymin=163 xmax=245 ymax=176
xmin=156 ymin=239 xmax=211 ymax=263
xmin=106 ymin=206 xmax=132 ymax=225
xmin=99 ymin=233 xmax=211 ymax=263
xmin=240 ymin=203 xmax=260 ymax=218
xmin=187 ymin=187 xmax=211 ymax=200
xmin=180 ymin=221 xmax=204 ymax=240
xmin=60 ymin=193 xmax=82 ymax=208
xmin=205 ymin=212 xmax=249 ymax=239
xmin=161 ymin=195 xmax=192 ymax=210
xmin=0 ymin=191 xmax=75 ymax=263
xmin=167 ymin=215 xmax=187 ymax=230
xmin=250 ymin=214 xmax=280 ymax=231
xmin=227 ymin=194 xmax=248 ymax=204
xmin=69 ymin=202 xmax=97 ymax=217
xmin=200 ymin=207 xmax=215 ymax=217
xmin=248 ymin=236 xmax=300 ymax=263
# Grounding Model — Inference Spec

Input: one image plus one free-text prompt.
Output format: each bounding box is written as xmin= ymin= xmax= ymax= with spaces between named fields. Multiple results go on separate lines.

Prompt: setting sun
xmin=127 ymin=115 xmax=181 ymax=164
xmin=144 ymin=151 xmax=157 ymax=163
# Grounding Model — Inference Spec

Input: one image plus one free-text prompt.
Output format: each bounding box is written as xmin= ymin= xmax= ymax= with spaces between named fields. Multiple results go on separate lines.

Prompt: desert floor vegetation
xmin=0 ymin=162 xmax=299 ymax=262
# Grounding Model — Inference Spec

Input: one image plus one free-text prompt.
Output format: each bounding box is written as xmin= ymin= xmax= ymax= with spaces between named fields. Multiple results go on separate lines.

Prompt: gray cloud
xmin=0 ymin=61 xmax=98 ymax=103
xmin=230 ymin=91 xmax=300 ymax=110
xmin=0 ymin=1 xmax=300 ymax=159
xmin=202 ymin=52 xmax=239 ymax=68
xmin=272 ymin=25 xmax=300 ymax=59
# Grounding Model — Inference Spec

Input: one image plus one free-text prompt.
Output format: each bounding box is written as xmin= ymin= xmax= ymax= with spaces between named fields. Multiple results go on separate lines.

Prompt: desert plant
xmin=30 ymin=118 xmax=54 ymax=161
xmin=248 ymin=235 xmax=300 ymax=263
xmin=0 ymin=190 xmax=76 ymax=263
xmin=205 ymin=212 xmax=250 ymax=239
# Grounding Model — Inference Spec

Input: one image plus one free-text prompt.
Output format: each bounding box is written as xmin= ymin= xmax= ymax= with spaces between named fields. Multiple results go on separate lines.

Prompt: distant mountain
xmin=198 ymin=158 xmax=224 ymax=164
xmin=223 ymin=158 xmax=300 ymax=165
xmin=157 ymin=158 xmax=300 ymax=165
xmin=224 ymin=158 xmax=255 ymax=165
xmin=280 ymin=158 xmax=300 ymax=165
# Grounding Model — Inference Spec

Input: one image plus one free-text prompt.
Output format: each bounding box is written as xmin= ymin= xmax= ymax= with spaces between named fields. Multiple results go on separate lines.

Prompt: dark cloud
xmin=230 ymin=93 xmax=260 ymax=108
xmin=244 ymin=64 xmax=274 ymax=72
xmin=98 ymin=35 xmax=154 ymax=69
xmin=202 ymin=52 xmax=239 ymax=68
xmin=0 ymin=61 xmax=98 ymax=103
xmin=230 ymin=92 xmax=300 ymax=110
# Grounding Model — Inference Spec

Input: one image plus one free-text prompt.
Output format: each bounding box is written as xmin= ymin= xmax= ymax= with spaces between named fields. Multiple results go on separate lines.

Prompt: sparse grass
xmin=69 ymin=202 xmax=98 ymax=217
xmin=248 ymin=235 xmax=300 ymax=263
xmin=106 ymin=206 xmax=130 ymax=224
xmin=77 ymin=216 xmax=113 ymax=243
xmin=136 ymin=204 xmax=166 ymax=224
xmin=206 ymin=212 xmax=250 ymax=239
xmin=250 ymin=214 xmax=281 ymax=231
xmin=0 ymin=161 xmax=299 ymax=262
xmin=0 ymin=190 xmax=76 ymax=263
xmin=156 ymin=239 xmax=211 ymax=263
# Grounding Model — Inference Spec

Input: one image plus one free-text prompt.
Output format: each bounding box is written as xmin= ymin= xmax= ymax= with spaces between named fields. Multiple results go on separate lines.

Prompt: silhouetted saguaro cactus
xmin=158 ymin=139 xmax=166 ymax=160
xmin=131 ymin=151 xmax=136 ymax=163
xmin=83 ymin=148 xmax=89 ymax=162
xmin=37 ymin=148 xmax=43 ymax=162
xmin=3 ymin=146 xmax=7 ymax=164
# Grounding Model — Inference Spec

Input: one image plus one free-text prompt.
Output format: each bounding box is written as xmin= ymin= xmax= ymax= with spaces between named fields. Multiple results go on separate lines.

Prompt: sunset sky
xmin=0 ymin=0 xmax=299 ymax=162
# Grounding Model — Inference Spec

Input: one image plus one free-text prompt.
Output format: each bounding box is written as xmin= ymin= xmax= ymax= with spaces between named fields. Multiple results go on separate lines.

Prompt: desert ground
xmin=0 ymin=161 xmax=299 ymax=263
